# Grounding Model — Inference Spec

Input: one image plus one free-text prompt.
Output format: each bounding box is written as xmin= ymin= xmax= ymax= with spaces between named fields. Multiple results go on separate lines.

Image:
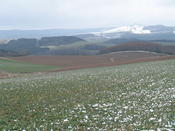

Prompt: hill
xmin=99 ymin=42 xmax=175 ymax=55
xmin=103 ymin=38 xmax=141 ymax=45
xmin=0 ymin=38 xmax=49 ymax=55
xmin=0 ymin=34 xmax=175 ymax=56
xmin=91 ymin=25 xmax=175 ymax=41
xmin=0 ymin=49 xmax=21 ymax=57
xmin=39 ymin=36 xmax=86 ymax=46
xmin=0 ymin=36 xmax=90 ymax=55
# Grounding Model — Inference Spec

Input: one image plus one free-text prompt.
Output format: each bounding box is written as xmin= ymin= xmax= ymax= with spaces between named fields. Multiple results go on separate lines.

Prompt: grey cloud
xmin=0 ymin=0 xmax=175 ymax=29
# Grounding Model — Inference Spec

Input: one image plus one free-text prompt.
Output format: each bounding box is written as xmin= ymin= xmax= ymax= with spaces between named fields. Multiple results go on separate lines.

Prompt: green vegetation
xmin=100 ymin=42 xmax=175 ymax=55
xmin=0 ymin=59 xmax=58 ymax=73
xmin=0 ymin=60 xmax=175 ymax=130
xmin=0 ymin=37 xmax=107 ymax=55
xmin=43 ymin=42 xmax=92 ymax=50
xmin=39 ymin=36 xmax=85 ymax=46
xmin=41 ymin=41 xmax=107 ymax=55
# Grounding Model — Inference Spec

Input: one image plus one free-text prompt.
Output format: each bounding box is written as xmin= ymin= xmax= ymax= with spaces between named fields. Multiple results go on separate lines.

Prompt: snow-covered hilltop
xmin=91 ymin=25 xmax=175 ymax=40
xmin=102 ymin=25 xmax=151 ymax=34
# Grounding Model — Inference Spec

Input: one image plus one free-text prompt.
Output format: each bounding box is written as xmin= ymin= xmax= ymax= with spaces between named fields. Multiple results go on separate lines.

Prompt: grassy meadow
xmin=0 ymin=59 xmax=58 ymax=73
xmin=0 ymin=59 xmax=175 ymax=130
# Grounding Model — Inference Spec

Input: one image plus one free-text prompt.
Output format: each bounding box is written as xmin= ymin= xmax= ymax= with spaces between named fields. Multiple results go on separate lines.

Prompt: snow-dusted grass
xmin=0 ymin=59 xmax=175 ymax=130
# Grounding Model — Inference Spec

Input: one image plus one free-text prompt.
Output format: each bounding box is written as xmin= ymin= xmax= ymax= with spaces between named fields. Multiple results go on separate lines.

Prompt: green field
xmin=0 ymin=59 xmax=58 ymax=73
xmin=0 ymin=59 xmax=175 ymax=130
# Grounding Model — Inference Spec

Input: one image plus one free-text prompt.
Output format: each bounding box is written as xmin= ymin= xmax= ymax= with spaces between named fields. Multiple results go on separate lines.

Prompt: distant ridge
xmin=39 ymin=36 xmax=85 ymax=46
xmin=0 ymin=49 xmax=20 ymax=57
xmin=99 ymin=42 xmax=175 ymax=55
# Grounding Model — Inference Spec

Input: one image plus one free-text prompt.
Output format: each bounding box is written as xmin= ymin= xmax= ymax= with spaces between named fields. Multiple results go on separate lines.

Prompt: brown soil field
xmin=9 ymin=51 xmax=175 ymax=73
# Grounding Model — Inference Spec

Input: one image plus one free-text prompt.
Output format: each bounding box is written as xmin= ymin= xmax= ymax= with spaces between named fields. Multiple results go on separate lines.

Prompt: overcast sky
xmin=0 ymin=0 xmax=175 ymax=29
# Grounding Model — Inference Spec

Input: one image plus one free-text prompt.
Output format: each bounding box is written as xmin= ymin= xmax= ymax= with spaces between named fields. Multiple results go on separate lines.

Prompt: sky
xmin=0 ymin=0 xmax=175 ymax=29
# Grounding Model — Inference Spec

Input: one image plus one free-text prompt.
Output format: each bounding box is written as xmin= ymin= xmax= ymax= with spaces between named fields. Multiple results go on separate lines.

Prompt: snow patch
xmin=103 ymin=25 xmax=151 ymax=34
